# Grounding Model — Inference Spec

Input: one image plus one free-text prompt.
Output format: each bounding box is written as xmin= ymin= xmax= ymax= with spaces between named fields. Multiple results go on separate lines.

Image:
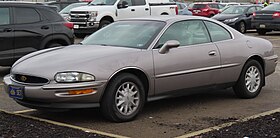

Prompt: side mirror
xmin=159 ymin=40 xmax=180 ymax=54
xmin=117 ymin=1 xmax=129 ymax=9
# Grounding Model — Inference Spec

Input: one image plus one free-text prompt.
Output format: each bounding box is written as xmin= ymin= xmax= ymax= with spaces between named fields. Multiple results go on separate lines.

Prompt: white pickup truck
xmin=70 ymin=0 xmax=178 ymax=37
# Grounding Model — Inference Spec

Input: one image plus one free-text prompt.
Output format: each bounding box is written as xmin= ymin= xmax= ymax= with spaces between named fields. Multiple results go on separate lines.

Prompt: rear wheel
xmin=257 ymin=29 xmax=267 ymax=35
xmin=74 ymin=33 xmax=86 ymax=38
xmin=46 ymin=42 xmax=62 ymax=48
xmin=209 ymin=14 xmax=215 ymax=18
xmin=233 ymin=60 xmax=264 ymax=99
xmin=237 ymin=21 xmax=246 ymax=34
xmin=100 ymin=73 xmax=145 ymax=122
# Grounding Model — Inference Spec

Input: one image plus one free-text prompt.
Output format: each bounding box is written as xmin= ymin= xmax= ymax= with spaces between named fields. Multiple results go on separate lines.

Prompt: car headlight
xmin=224 ymin=17 xmax=238 ymax=23
xmin=88 ymin=11 xmax=98 ymax=21
xmin=55 ymin=72 xmax=95 ymax=83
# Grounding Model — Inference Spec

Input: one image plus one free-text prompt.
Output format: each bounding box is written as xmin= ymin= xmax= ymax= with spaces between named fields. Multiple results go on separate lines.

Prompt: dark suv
xmin=0 ymin=2 xmax=74 ymax=66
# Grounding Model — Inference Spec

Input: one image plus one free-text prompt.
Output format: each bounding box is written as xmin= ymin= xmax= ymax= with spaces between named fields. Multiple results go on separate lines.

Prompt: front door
xmin=153 ymin=20 xmax=221 ymax=94
xmin=0 ymin=7 xmax=14 ymax=66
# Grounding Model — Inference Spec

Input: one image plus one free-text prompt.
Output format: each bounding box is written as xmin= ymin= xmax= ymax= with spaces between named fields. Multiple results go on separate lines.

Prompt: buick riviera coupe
xmin=4 ymin=16 xmax=278 ymax=122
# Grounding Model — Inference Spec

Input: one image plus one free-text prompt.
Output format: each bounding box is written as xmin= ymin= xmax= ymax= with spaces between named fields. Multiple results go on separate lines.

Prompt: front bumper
xmin=73 ymin=21 xmax=99 ymax=34
xmin=264 ymin=54 xmax=278 ymax=76
xmin=3 ymin=74 xmax=107 ymax=109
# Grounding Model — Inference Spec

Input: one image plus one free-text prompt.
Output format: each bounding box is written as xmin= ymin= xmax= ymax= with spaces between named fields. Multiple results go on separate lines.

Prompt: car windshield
xmin=222 ymin=6 xmax=247 ymax=14
xmin=90 ymin=0 xmax=117 ymax=5
xmin=59 ymin=3 xmax=87 ymax=14
xmin=262 ymin=4 xmax=280 ymax=10
xmin=81 ymin=21 xmax=166 ymax=49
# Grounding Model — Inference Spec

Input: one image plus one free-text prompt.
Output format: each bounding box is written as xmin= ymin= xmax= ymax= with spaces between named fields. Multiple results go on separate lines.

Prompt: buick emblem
xmin=20 ymin=76 xmax=27 ymax=82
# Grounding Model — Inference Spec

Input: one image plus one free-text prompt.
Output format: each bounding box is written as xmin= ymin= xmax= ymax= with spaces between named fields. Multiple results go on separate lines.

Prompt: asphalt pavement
xmin=0 ymin=31 xmax=280 ymax=138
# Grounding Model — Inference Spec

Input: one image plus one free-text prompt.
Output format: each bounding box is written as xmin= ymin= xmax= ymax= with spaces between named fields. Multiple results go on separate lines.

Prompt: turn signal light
xmin=273 ymin=12 xmax=280 ymax=18
xmin=68 ymin=89 xmax=96 ymax=95
xmin=253 ymin=12 xmax=256 ymax=17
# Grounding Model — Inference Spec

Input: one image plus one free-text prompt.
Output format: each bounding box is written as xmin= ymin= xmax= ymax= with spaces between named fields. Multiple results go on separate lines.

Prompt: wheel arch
xmin=100 ymin=16 xmax=114 ymax=23
xmin=101 ymin=67 xmax=150 ymax=101
xmin=40 ymin=34 xmax=72 ymax=49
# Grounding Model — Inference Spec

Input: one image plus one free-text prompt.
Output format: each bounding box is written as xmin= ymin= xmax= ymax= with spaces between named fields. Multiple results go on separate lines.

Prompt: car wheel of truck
xmin=100 ymin=73 xmax=145 ymax=122
xmin=75 ymin=33 xmax=86 ymax=38
xmin=46 ymin=42 xmax=62 ymax=48
xmin=257 ymin=29 xmax=267 ymax=35
xmin=99 ymin=20 xmax=112 ymax=29
xmin=238 ymin=21 xmax=246 ymax=34
xmin=233 ymin=60 xmax=264 ymax=99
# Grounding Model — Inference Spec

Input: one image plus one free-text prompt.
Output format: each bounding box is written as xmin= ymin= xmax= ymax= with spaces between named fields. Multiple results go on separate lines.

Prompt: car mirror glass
xmin=159 ymin=40 xmax=180 ymax=54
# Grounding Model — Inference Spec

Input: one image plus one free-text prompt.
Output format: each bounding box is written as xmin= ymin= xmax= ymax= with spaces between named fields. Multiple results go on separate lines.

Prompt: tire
xmin=74 ymin=33 xmax=86 ymax=38
xmin=100 ymin=73 xmax=146 ymax=122
xmin=99 ymin=20 xmax=112 ymax=29
xmin=233 ymin=60 xmax=264 ymax=99
xmin=209 ymin=14 xmax=214 ymax=18
xmin=257 ymin=29 xmax=267 ymax=35
xmin=237 ymin=21 xmax=246 ymax=34
xmin=46 ymin=42 xmax=62 ymax=48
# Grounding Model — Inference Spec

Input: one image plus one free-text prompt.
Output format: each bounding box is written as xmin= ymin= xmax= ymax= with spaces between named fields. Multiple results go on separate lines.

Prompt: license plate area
xmin=9 ymin=85 xmax=24 ymax=99
xmin=74 ymin=25 xmax=79 ymax=29
xmin=260 ymin=24 xmax=266 ymax=28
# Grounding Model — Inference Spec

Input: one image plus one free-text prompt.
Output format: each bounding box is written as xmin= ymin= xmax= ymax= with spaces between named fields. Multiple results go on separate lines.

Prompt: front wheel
xmin=100 ymin=73 xmax=145 ymax=122
xmin=99 ymin=20 xmax=112 ymax=29
xmin=233 ymin=60 xmax=264 ymax=99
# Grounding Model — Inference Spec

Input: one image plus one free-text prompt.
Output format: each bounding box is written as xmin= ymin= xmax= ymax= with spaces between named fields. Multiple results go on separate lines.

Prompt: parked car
xmin=43 ymin=0 xmax=80 ymax=11
xmin=212 ymin=5 xmax=263 ymax=33
xmin=252 ymin=3 xmax=280 ymax=35
xmin=59 ymin=2 xmax=89 ymax=21
xmin=188 ymin=2 xmax=224 ymax=17
xmin=0 ymin=2 xmax=74 ymax=66
xmin=176 ymin=2 xmax=192 ymax=15
xmin=4 ymin=16 xmax=278 ymax=122
xmin=70 ymin=0 xmax=178 ymax=38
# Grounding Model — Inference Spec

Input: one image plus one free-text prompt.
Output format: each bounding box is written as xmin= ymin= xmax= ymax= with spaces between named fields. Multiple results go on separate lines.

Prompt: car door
xmin=116 ymin=0 xmax=134 ymax=20
xmin=131 ymin=0 xmax=150 ymax=16
xmin=244 ymin=6 xmax=257 ymax=29
xmin=153 ymin=20 xmax=221 ymax=95
xmin=0 ymin=7 xmax=14 ymax=66
xmin=12 ymin=7 xmax=52 ymax=62
xmin=204 ymin=21 xmax=242 ymax=84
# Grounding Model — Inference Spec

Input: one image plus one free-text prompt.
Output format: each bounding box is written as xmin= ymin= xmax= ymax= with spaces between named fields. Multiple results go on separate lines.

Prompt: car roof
xmin=0 ymin=1 xmax=50 ymax=7
xmin=120 ymin=15 xmax=213 ymax=23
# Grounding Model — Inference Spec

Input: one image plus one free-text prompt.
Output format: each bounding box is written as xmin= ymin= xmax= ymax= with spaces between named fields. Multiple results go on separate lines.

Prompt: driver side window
xmin=119 ymin=0 xmax=132 ymax=6
xmin=157 ymin=20 xmax=211 ymax=48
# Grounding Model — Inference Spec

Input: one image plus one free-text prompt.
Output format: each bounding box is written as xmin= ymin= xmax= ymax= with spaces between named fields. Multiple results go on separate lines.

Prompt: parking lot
xmin=0 ymin=31 xmax=279 ymax=137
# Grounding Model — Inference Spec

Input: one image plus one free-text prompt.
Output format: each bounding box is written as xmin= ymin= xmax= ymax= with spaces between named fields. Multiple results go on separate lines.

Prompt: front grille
xmin=13 ymin=74 xmax=49 ymax=84
xmin=70 ymin=11 xmax=89 ymax=23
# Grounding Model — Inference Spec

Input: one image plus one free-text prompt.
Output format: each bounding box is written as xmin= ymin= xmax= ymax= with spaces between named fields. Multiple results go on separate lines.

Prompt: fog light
xmin=68 ymin=89 xmax=96 ymax=95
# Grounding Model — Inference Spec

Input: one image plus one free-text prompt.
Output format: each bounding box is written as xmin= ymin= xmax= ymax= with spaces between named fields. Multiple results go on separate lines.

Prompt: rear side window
xmin=39 ymin=8 xmax=63 ymax=21
xmin=14 ymin=7 xmax=40 ymax=24
xmin=204 ymin=21 xmax=232 ymax=42
xmin=193 ymin=4 xmax=206 ymax=9
xmin=133 ymin=0 xmax=146 ymax=6
xmin=209 ymin=4 xmax=218 ymax=9
xmin=0 ymin=8 xmax=10 ymax=25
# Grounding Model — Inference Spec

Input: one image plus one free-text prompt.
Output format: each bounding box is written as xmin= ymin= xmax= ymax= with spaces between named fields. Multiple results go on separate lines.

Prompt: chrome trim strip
xmin=42 ymin=80 xmax=106 ymax=90
xmin=156 ymin=63 xmax=240 ymax=78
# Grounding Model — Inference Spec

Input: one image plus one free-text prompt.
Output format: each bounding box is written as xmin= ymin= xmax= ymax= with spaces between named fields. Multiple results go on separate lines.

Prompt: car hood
xmin=71 ymin=5 xmax=114 ymax=12
xmin=212 ymin=14 xmax=241 ymax=20
xmin=12 ymin=45 xmax=141 ymax=77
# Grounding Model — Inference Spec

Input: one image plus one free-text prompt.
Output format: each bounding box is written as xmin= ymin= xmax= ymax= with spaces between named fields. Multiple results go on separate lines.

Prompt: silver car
xmin=4 ymin=16 xmax=278 ymax=122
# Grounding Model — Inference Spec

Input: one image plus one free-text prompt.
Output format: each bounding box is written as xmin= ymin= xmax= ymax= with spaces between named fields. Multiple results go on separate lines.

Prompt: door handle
xmin=131 ymin=9 xmax=135 ymax=11
xmin=41 ymin=26 xmax=49 ymax=30
xmin=145 ymin=8 xmax=149 ymax=11
xmin=3 ymin=28 xmax=12 ymax=32
xmin=208 ymin=51 xmax=216 ymax=56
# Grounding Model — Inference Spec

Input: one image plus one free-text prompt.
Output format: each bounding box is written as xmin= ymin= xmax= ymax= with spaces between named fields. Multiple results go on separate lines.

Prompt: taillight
xmin=175 ymin=6 xmax=178 ymax=15
xmin=64 ymin=22 xmax=74 ymax=29
xmin=272 ymin=12 xmax=280 ymax=18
